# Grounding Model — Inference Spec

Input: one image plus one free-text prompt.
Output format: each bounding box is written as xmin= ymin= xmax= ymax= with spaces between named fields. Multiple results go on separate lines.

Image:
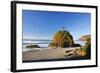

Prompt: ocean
xmin=22 ymin=39 xmax=86 ymax=52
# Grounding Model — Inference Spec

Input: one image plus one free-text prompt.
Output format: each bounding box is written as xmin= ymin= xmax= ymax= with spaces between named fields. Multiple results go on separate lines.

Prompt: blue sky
xmin=22 ymin=10 xmax=91 ymax=40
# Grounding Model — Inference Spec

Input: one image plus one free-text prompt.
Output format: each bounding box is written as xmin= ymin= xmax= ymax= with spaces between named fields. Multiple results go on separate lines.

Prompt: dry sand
xmin=22 ymin=47 xmax=81 ymax=61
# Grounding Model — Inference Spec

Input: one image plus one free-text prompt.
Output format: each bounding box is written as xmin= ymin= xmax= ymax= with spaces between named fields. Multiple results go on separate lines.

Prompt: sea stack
xmin=48 ymin=27 xmax=74 ymax=48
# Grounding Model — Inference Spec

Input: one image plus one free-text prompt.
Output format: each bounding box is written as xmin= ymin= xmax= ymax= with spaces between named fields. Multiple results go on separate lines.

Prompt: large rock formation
xmin=83 ymin=37 xmax=91 ymax=58
xmin=79 ymin=35 xmax=90 ymax=41
xmin=48 ymin=29 xmax=74 ymax=48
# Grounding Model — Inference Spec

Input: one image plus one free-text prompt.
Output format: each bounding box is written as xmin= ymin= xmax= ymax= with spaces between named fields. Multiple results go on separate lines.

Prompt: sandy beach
xmin=22 ymin=47 xmax=82 ymax=62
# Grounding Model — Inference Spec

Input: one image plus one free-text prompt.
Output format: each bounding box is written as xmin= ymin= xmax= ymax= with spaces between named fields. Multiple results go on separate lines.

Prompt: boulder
xmin=49 ymin=30 xmax=74 ymax=48
xmin=26 ymin=45 xmax=40 ymax=48
xmin=73 ymin=43 xmax=81 ymax=47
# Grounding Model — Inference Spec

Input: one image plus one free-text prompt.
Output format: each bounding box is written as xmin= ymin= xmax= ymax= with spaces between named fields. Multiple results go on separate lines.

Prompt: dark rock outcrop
xmin=26 ymin=45 xmax=40 ymax=48
xmin=73 ymin=43 xmax=81 ymax=47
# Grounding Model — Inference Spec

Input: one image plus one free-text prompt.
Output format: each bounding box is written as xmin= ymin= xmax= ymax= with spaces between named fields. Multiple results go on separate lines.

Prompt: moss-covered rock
xmin=48 ymin=42 xmax=56 ymax=48
xmin=49 ymin=30 xmax=74 ymax=48
xmin=83 ymin=37 xmax=91 ymax=58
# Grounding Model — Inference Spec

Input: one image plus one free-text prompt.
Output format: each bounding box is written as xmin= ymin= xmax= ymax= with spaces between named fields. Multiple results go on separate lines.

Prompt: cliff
xmin=79 ymin=35 xmax=90 ymax=41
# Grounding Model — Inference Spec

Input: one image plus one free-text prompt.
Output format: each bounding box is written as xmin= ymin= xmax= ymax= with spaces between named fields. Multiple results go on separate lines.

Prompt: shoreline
xmin=22 ymin=47 xmax=88 ymax=62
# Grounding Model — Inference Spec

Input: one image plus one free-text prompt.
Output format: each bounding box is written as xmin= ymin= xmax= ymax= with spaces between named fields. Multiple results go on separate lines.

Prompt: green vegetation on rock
xmin=48 ymin=28 xmax=74 ymax=48
xmin=48 ymin=42 xmax=56 ymax=48
xmin=83 ymin=37 xmax=91 ymax=58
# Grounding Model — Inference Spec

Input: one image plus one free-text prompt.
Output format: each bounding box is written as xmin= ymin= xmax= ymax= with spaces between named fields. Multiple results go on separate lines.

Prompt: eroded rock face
xmin=79 ymin=35 xmax=90 ymax=41
xmin=84 ymin=37 xmax=91 ymax=57
xmin=48 ymin=30 xmax=74 ymax=48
